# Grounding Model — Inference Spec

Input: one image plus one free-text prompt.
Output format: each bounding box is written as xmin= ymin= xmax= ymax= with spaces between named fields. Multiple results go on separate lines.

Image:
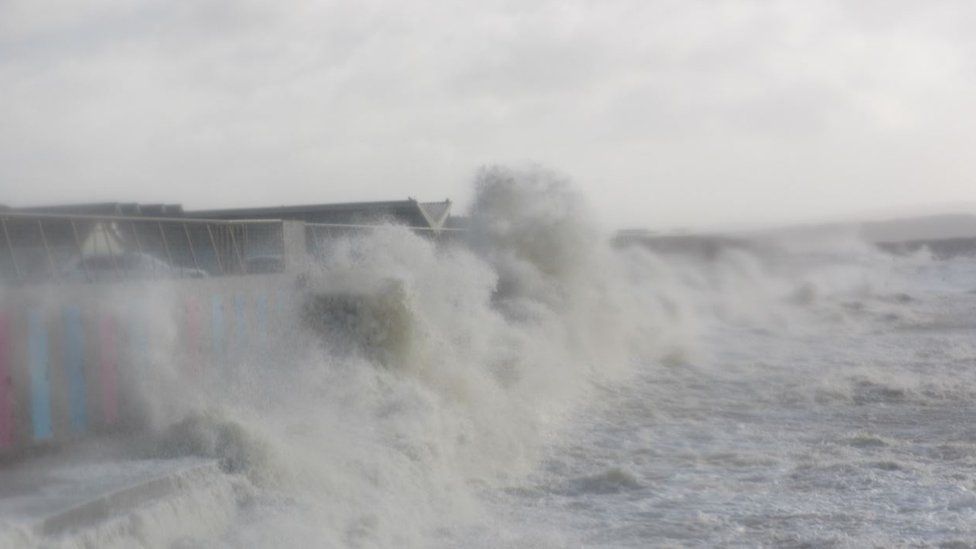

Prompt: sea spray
xmin=101 ymin=166 xmax=689 ymax=547
xmin=114 ymin=165 xmax=911 ymax=548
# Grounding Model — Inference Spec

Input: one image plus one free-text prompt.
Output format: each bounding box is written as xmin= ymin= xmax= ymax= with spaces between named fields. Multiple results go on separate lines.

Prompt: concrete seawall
xmin=0 ymin=453 xmax=237 ymax=547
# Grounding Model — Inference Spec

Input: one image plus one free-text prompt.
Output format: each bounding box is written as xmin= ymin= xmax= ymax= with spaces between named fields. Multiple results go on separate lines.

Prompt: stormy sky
xmin=1 ymin=0 xmax=974 ymax=230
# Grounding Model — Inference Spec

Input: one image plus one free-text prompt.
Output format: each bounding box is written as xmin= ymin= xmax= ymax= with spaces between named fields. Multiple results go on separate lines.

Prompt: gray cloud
xmin=1 ymin=0 xmax=975 ymax=229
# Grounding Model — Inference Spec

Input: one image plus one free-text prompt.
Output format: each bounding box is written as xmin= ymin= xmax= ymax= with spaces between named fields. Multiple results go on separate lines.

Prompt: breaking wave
xmin=87 ymin=165 xmax=947 ymax=548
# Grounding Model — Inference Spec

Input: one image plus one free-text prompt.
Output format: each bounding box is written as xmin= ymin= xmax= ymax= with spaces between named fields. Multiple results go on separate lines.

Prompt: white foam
xmin=65 ymin=165 xmax=964 ymax=547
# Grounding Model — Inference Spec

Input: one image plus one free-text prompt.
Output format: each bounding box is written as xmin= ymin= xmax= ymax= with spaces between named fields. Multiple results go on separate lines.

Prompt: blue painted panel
xmin=63 ymin=307 xmax=87 ymax=433
xmin=28 ymin=311 xmax=52 ymax=440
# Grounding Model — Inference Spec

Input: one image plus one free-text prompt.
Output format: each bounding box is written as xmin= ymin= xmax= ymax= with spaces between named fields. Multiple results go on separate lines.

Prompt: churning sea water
xmin=218 ymin=174 xmax=976 ymax=548
xmin=456 ymin=254 xmax=976 ymax=548
xmin=37 ymin=168 xmax=976 ymax=549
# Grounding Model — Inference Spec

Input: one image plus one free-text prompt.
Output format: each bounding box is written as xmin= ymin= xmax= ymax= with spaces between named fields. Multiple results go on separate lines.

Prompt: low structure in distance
xmin=0 ymin=198 xmax=456 ymax=284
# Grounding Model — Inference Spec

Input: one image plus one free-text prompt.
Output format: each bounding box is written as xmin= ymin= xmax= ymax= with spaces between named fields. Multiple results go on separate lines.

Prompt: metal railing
xmin=0 ymin=212 xmax=285 ymax=285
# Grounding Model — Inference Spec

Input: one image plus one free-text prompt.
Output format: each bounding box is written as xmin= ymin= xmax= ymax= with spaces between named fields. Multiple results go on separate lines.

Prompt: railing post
xmin=1 ymin=217 xmax=21 ymax=281
xmin=206 ymin=225 xmax=224 ymax=275
xmin=69 ymin=220 xmax=91 ymax=283
xmin=158 ymin=222 xmax=174 ymax=276
xmin=228 ymin=223 xmax=245 ymax=274
xmin=183 ymin=223 xmax=200 ymax=272
xmin=102 ymin=221 xmax=121 ymax=278
xmin=128 ymin=221 xmax=144 ymax=255
xmin=37 ymin=220 xmax=56 ymax=280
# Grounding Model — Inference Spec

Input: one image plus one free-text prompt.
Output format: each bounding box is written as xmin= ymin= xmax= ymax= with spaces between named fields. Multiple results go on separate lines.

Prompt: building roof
xmin=4 ymin=198 xmax=453 ymax=230
xmin=13 ymin=202 xmax=185 ymax=217
xmin=187 ymin=199 xmax=452 ymax=230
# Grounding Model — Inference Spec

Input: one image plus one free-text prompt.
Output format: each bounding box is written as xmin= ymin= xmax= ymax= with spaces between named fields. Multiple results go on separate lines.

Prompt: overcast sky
xmin=1 ymin=0 xmax=974 ymax=230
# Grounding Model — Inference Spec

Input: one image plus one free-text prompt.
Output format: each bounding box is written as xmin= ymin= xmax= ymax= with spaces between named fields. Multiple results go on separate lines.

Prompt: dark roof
xmin=6 ymin=198 xmax=453 ymax=230
xmin=189 ymin=199 xmax=414 ymax=217
xmin=187 ymin=199 xmax=452 ymax=230
xmin=13 ymin=202 xmax=185 ymax=217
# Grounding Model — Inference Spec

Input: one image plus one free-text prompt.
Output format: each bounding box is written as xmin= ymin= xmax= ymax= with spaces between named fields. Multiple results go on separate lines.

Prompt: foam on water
xmin=456 ymin=233 xmax=976 ymax=547
xmin=37 ymin=166 xmax=976 ymax=547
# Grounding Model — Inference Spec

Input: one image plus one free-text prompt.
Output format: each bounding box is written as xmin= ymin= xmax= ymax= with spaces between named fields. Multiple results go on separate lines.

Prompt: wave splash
xmin=122 ymin=165 xmax=926 ymax=548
